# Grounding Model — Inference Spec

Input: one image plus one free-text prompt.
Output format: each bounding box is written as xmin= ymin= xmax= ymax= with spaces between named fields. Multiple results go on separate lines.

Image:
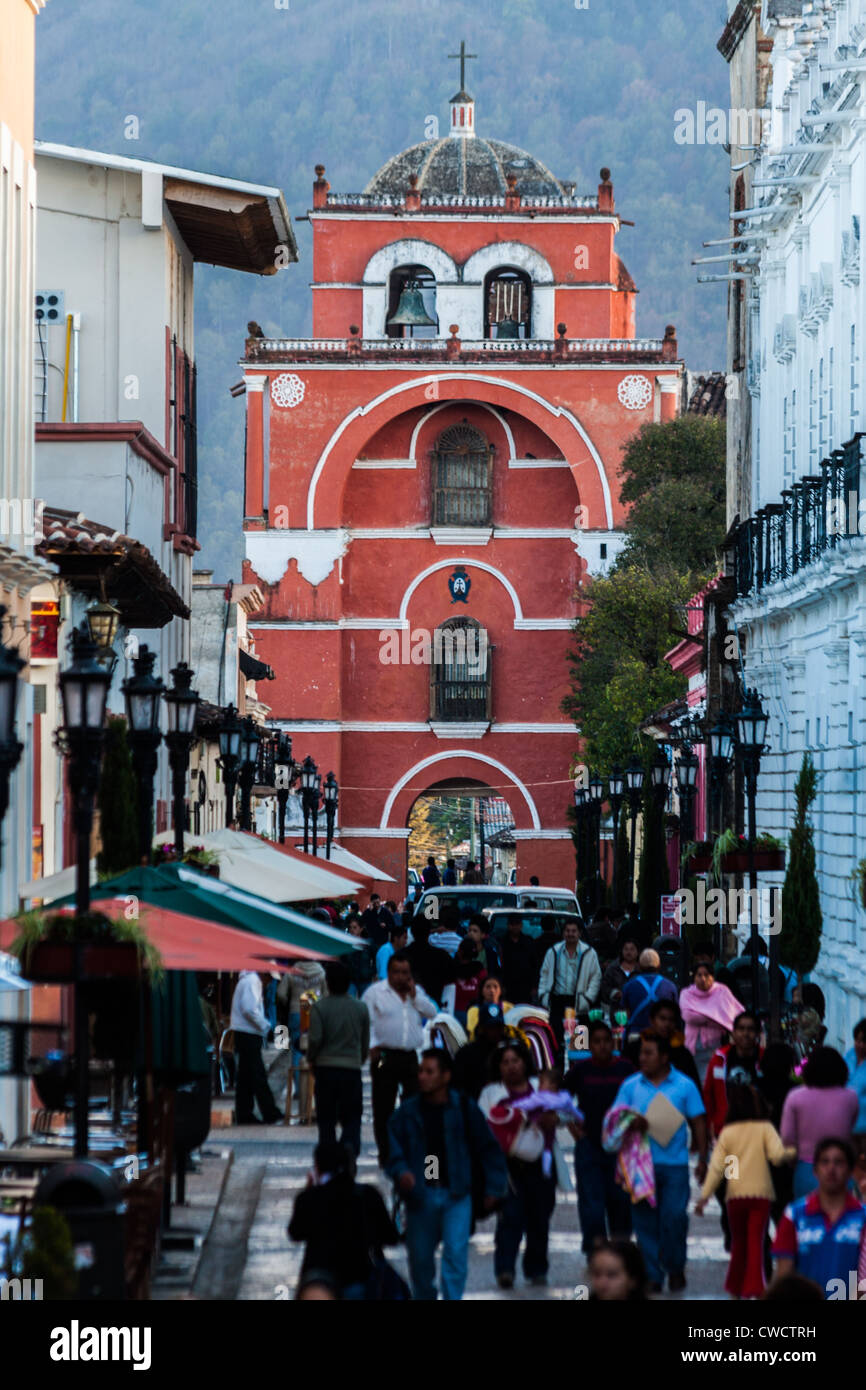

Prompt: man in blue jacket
xmin=387 ymin=1049 xmax=508 ymax=1300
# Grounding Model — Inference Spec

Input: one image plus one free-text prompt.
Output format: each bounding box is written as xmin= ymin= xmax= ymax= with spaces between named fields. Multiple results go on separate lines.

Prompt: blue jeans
xmin=574 ymin=1137 xmax=632 ymax=1254
xmin=631 ymin=1163 xmax=690 ymax=1284
xmin=404 ymin=1189 xmax=473 ymax=1301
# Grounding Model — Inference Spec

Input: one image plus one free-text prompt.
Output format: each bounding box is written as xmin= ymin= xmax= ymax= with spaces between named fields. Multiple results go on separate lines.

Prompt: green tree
xmin=562 ymin=565 xmax=694 ymax=772
xmin=617 ymin=416 xmax=727 ymax=580
xmin=780 ymin=752 xmax=822 ymax=982
xmin=96 ymin=716 xmax=140 ymax=876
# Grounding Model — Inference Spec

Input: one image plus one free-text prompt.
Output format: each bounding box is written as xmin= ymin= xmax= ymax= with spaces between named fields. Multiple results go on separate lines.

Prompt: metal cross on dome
xmin=448 ymin=39 xmax=477 ymax=91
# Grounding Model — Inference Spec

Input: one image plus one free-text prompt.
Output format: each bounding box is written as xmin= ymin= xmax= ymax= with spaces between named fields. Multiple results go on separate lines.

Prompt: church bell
xmin=495 ymin=316 xmax=520 ymax=339
xmin=387 ymin=280 xmax=437 ymax=330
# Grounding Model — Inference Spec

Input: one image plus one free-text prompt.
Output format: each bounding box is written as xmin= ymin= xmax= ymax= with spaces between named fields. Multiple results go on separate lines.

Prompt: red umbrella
xmin=0 ymin=900 xmax=326 ymax=973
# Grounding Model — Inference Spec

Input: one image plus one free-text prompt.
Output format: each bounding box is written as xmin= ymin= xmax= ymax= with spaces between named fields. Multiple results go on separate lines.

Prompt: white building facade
xmin=730 ymin=0 xmax=866 ymax=1048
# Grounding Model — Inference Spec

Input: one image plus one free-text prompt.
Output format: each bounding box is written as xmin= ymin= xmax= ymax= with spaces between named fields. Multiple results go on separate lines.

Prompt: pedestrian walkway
xmin=179 ymin=1051 xmax=730 ymax=1301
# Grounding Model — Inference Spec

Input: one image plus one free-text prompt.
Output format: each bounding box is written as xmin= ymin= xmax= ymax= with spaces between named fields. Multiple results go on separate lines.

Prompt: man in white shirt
xmin=230 ymin=971 xmax=282 ymax=1125
xmin=363 ymin=953 xmax=438 ymax=1166
xmin=538 ymin=922 xmax=601 ymax=1052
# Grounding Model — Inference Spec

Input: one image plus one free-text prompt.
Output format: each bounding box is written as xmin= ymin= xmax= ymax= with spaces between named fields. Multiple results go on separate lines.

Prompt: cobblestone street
xmin=175 ymin=1054 xmax=730 ymax=1303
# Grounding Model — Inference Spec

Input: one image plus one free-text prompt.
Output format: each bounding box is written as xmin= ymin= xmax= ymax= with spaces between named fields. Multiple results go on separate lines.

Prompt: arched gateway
xmin=240 ymin=61 xmax=683 ymax=893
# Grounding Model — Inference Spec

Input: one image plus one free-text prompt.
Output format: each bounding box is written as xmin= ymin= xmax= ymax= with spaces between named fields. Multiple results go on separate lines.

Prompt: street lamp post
xmin=608 ymin=764 xmax=624 ymax=903
xmin=238 ymin=717 xmax=262 ymax=833
xmin=59 ymin=624 xmax=112 ymax=1158
xmin=589 ymin=771 xmax=604 ymax=910
xmin=0 ymin=609 xmax=25 ymax=867
xmin=573 ymin=786 xmax=588 ymax=904
xmin=164 ymin=663 xmax=200 ymax=856
xmin=122 ymin=645 xmax=164 ymax=863
xmin=274 ymin=732 xmax=294 ymax=844
xmin=735 ymin=688 xmax=772 ymax=1035
xmin=300 ymin=755 xmax=320 ymax=856
xmin=217 ymin=705 xmax=242 ymax=828
xmin=625 ymin=756 xmax=644 ymax=901
xmin=323 ymin=771 xmax=339 ymax=859
xmin=708 ymin=714 xmax=736 ymax=839
xmin=675 ymin=744 xmax=699 ymax=846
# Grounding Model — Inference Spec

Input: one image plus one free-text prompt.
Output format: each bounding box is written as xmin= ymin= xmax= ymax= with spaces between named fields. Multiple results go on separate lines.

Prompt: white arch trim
xmin=461 ymin=241 xmax=554 ymax=285
xmin=380 ymin=750 xmax=542 ymax=831
xmin=308 ymin=373 xmax=612 ymax=528
xmin=408 ymin=400 xmax=516 ymax=464
xmin=363 ymin=239 xmax=460 ymax=285
xmin=398 ymin=557 xmax=524 ymax=623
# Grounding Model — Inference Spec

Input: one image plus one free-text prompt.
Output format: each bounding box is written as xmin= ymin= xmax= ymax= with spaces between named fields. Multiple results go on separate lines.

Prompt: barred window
xmin=430 ymin=616 xmax=491 ymax=722
xmin=431 ymin=421 xmax=493 ymax=526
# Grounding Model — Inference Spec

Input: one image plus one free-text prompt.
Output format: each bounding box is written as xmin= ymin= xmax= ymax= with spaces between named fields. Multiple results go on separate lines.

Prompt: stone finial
xmin=407 ymin=173 xmax=421 ymax=211
xmin=446 ymin=324 xmax=461 ymax=359
xmin=505 ymin=172 xmax=520 ymax=211
xmin=598 ymin=166 xmax=614 ymax=213
xmin=313 ymin=164 xmax=330 ymax=208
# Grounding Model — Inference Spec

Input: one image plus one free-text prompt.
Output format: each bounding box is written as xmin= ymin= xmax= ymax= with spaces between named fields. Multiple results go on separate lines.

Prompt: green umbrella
xmin=53 ymin=862 xmax=359 ymax=958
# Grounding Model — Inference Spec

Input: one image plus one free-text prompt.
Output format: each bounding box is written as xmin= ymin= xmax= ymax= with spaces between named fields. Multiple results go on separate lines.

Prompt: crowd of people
xmin=226 ymin=867 xmax=866 ymax=1302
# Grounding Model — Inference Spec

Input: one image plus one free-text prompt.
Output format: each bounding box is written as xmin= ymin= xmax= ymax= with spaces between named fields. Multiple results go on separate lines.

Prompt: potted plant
xmin=10 ymin=909 xmax=162 ymax=984
xmin=720 ymin=832 xmax=785 ymax=874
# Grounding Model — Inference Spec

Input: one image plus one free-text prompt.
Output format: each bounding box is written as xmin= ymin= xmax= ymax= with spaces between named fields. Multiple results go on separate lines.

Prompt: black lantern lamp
xmin=274 ymin=732 xmax=294 ymax=844
xmin=323 ymin=771 xmax=339 ymax=859
xmin=121 ymin=645 xmax=164 ymax=863
xmin=650 ymin=748 xmax=671 ymax=797
xmin=0 ymin=609 xmax=25 ymax=865
xmin=709 ymin=714 xmax=736 ymax=767
xmin=58 ymin=623 xmax=112 ymax=1159
xmin=300 ymin=755 xmax=320 ymax=856
xmin=217 ymin=704 xmax=242 ymax=828
xmin=164 ymin=662 xmax=199 ymax=855
xmin=608 ymin=764 xmax=625 ymax=803
xmin=735 ymin=687 xmax=769 ymax=763
xmin=238 ymin=716 xmax=263 ymax=832
xmin=85 ymin=598 xmax=122 ymax=660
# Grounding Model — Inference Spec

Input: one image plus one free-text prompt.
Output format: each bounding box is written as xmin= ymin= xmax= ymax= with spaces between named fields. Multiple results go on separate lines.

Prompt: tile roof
xmin=37 ymin=508 xmax=190 ymax=626
xmin=686 ymin=372 xmax=728 ymax=418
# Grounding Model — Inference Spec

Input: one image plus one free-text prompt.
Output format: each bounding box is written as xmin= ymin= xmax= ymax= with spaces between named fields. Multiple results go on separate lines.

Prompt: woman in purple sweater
xmin=780 ymin=1047 xmax=859 ymax=1198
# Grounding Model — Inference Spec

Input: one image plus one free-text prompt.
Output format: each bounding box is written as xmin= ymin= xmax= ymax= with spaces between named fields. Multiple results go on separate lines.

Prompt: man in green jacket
xmin=308 ymin=959 xmax=370 ymax=1157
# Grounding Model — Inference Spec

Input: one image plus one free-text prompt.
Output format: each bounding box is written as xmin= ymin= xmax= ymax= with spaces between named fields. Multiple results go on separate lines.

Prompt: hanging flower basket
xmin=22 ymin=941 xmax=143 ymax=983
xmin=9 ymin=909 xmax=161 ymax=984
xmin=719 ymin=849 xmax=786 ymax=874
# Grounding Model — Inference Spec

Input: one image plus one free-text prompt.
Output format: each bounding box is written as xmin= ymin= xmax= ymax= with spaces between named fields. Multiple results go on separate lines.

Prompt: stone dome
xmin=364 ymin=135 xmax=565 ymax=201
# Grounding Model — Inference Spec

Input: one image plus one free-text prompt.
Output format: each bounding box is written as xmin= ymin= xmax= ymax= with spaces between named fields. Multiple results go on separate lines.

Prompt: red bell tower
xmin=240 ymin=54 xmax=683 ymax=891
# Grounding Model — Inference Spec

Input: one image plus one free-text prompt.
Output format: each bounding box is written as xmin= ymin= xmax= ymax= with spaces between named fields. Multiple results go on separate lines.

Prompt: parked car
xmin=485 ymin=908 xmax=582 ymax=942
xmin=407 ymin=867 xmax=422 ymax=889
xmin=412 ymin=884 xmax=580 ymax=928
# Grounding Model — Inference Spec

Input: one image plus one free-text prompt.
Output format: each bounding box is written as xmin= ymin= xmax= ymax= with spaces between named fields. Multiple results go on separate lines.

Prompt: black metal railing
xmin=430 ymin=677 xmax=492 ymax=721
xmin=733 ymin=433 xmax=864 ymax=597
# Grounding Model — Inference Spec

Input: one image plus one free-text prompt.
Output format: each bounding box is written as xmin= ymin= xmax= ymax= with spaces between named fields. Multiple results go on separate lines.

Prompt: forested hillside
xmin=36 ymin=0 xmax=731 ymax=578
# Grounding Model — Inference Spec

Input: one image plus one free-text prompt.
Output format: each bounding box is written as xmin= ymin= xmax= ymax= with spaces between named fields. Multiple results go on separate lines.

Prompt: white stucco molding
xmin=511 ymin=829 xmax=574 ymax=840
xmin=380 ymin=749 xmax=542 ymax=830
xmin=245 ymin=528 xmax=350 ymax=587
xmin=398 ymin=557 xmax=524 ymax=623
xmin=409 ymin=400 xmax=517 ymax=463
xmin=460 ymin=242 xmax=555 ymax=285
xmin=308 ymin=373 xmax=612 ymax=528
xmin=362 ymin=240 xmax=460 ymax=285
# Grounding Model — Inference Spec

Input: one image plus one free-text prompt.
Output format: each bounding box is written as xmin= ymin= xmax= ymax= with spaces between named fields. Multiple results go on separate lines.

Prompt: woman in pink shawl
xmin=679 ymin=963 xmax=742 ymax=1082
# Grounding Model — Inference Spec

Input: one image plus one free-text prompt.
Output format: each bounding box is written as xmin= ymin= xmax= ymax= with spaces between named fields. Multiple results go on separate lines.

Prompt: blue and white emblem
xmin=448 ymin=567 xmax=471 ymax=604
